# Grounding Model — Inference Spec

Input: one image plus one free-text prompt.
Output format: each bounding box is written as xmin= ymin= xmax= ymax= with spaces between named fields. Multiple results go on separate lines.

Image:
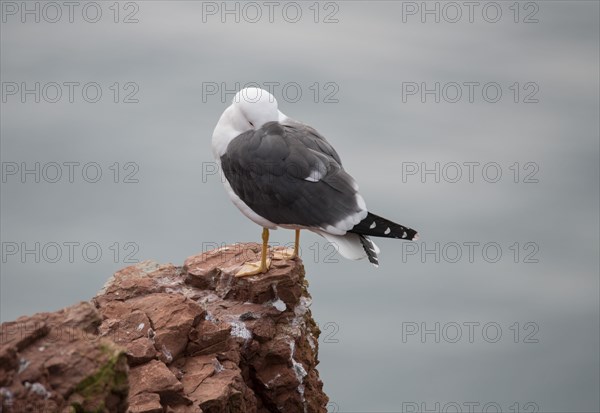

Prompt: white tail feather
xmin=315 ymin=231 xmax=379 ymax=261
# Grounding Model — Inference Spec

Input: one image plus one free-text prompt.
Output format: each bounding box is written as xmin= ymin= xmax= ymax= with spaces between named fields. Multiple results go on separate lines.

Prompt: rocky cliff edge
xmin=0 ymin=243 xmax=329 ymax=413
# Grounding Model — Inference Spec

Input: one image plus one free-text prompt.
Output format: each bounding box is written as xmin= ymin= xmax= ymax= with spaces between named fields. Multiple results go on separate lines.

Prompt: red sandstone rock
xmin=0 ymin=302 xmax=128 ymax=412
xmin=0 ymin=243 xmax=328 ymax=413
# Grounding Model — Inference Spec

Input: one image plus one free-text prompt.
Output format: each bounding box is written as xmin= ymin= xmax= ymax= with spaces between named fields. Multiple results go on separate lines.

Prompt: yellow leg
xmin=272 ymin=229 xmax=301 ymax=260
xmin=261 ymin=227 xmax=270 ymax=267
xmin=293 ymin=229 xmax=300 ymax=258
xmin=235 ymin=228 xmax=271 ymax=277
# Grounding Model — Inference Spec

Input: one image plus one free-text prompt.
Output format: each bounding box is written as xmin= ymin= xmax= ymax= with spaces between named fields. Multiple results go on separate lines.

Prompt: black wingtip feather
xmin=350 ymin=212 xmax=418 ymax=240
xmin=358 ymin=235 xmax=379 ymax=267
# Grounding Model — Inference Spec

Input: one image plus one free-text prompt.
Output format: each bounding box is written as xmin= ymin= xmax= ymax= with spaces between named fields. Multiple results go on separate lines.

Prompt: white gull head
xmin=212 ymin=87 xmax=287 ymax=159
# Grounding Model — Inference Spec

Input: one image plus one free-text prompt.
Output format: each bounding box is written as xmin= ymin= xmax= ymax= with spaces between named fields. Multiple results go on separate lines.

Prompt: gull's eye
xmin=249 ymin=121 xmax=254 ymax=127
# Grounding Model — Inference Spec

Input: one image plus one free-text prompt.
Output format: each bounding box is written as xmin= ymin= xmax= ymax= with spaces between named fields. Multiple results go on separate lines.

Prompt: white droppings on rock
xmin=292 ymin=296 xmax=312 ymax=332
xmin=24 ymin=382 xmax=50 ymax=399
xmin=198 ymin=292 xmax=222 ymax=306
xmin=164 ymin=285 xmax=196 ymax=297
xmin=272 ymin=298 xmax=286 ymax=312
xmin=229 ymin=320 xmax=252 ymax=340
xmin=0 ymin=387 xmax=13 ymax=406
xmin=307 ymin=334 xmax=316 ymax=352
xmin=294 ymin=296 xmax=311 ymax=318
xmin=216 ymin=271 xmax=236 ymax=298
xmin=289 ymin=340 xmax=308 ymax=412
xmin=268 ymin=284 xmax=287 ymax=312
xmin=156 ymin=277 xmax=177 ymax=287
xmin=18 ymin=358 xmax=30 ymax=374
xmin=292 ymin=360 xmax=307 ymax=382
xmin=213 ymin=359 xmax=224 ymax=374
xmin=265 ymin=373 xmax=281 ymax=389
xmin=161 ymin=345 xmax=173 ymax=363
xmin=205 ymin=312 xmax=217 ymax=323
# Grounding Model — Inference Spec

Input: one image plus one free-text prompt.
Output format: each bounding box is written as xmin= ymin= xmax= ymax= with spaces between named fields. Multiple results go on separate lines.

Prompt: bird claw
xmin=235 ymin=258 xmax=271 ymax=277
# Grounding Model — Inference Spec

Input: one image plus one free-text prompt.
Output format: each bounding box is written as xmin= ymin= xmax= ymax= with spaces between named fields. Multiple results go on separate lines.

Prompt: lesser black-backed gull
xmin=212 ymin=87 xmax=418 ymax=276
